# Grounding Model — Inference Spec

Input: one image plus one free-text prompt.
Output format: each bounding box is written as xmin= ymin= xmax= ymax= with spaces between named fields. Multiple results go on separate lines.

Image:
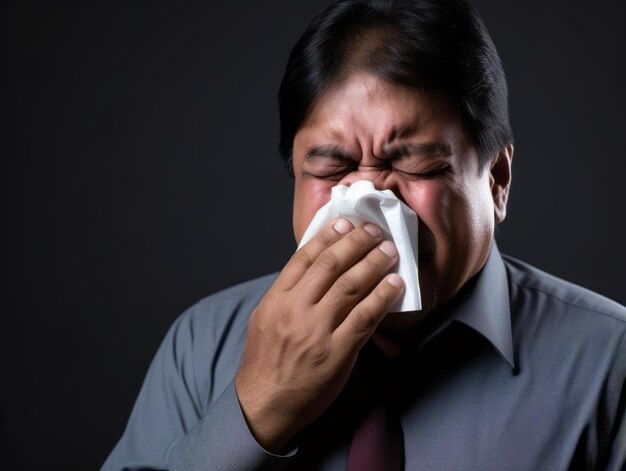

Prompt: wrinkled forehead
xmin=299 ymin=71 xmax=464 ymax=143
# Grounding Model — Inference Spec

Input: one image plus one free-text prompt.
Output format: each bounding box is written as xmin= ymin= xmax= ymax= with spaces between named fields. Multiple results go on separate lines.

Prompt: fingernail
xmin=378 ymin=240 xmax=398 ymax=258
xmin=363 ymin=223 xmax=382 ymax=237
xmin=387 ymin=274 xmax=404 ymax=288
xmin=333 ymin=219 xmax=352 ymax=235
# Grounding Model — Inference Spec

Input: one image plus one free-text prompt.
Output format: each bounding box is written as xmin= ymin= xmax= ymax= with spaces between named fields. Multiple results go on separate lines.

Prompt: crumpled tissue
xmin=298 ymin=180 xmax=421 ymax=312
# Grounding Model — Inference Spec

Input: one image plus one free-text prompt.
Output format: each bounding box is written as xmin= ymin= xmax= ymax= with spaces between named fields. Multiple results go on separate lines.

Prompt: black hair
xmin=278 ymin=0 xmax=513 ymax=177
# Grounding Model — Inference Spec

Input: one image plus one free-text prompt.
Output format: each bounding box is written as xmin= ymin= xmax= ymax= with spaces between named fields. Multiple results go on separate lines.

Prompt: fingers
xmin=275 ymin=219 xmax=353 ymax=291
xmin=317 ymin=240 xmax=399 ymax=324
xmin=333 ymin=273 xmax=404 ymax=352
xmin=237 ymin=219 xmax=405 ymax=451
xmin=296 ymin=223 xmax=386 ymax=303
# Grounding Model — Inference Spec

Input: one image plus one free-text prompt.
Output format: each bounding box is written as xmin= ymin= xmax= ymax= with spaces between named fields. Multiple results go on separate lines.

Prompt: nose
xmin=337 ymin=165 xmax=398 ymax=193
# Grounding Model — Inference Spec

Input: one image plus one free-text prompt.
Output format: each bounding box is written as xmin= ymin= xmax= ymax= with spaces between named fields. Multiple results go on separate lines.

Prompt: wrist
xmin=235 ymin=378 xmax=296 ymax=454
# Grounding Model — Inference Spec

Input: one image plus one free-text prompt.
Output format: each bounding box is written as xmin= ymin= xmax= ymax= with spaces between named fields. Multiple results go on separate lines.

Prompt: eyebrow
xmin=303 ymin=142 xmax=452 ymax=162
xmin=304 ymin=144 xmax=353 ymax=161
xmin=387 ymin=142 xmax=452 ymax=159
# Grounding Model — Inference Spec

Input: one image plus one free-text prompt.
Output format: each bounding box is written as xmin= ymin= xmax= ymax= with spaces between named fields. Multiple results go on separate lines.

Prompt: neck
xmin=371 ymin=282 xmax=473 ymax=359
xmin=371 ymin=309 xmax=448 ymax=359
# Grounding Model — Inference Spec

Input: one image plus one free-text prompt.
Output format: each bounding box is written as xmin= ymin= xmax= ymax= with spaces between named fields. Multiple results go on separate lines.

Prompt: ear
xmin=489 ymin=144 xmax=513 ymax=224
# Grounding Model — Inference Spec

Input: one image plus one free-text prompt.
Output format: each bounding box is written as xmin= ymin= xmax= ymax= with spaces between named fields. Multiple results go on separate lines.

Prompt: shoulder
xmin=502 ymin=254 xmax=626 ymax=366
xmin=500 ymin=255 xmax=625 ymax=468
xmin=161 ymin=273 xmax=279 ymax=409
xmin=502 ymin=254 xmax=626 ymax=325
xmin=177 ymin=272 xmax=279 ymax=336
xmin=502 ymin=253 xmax=626 ymax=385
xmin=189 ymin=273 xmax=278 ymax=316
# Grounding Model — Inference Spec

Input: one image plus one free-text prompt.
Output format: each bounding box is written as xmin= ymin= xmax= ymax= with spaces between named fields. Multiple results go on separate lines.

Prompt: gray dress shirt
xmin=102 ymin=245 xmax=626 ymax=470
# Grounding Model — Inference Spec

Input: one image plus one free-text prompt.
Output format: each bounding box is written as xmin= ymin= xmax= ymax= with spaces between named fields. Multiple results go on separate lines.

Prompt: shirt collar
xmin=452 ymin=243 xmax=515 ymax=369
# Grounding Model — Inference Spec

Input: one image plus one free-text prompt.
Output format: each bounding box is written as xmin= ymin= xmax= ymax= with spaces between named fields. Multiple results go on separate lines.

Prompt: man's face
xmin=292 ymin=72 xmax=511 ymax=318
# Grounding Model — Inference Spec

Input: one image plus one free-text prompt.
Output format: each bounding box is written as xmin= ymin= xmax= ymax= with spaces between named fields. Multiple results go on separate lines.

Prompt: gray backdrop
xmin=3 ymin=0 xmax=625 ymax=469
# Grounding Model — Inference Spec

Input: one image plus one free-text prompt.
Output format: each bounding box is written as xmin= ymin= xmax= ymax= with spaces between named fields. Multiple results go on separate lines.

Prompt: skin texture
xmin=235 ymin=72 xmax=512 ymax=453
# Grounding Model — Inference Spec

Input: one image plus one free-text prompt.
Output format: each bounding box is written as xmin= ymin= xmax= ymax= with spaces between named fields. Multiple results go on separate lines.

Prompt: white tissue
xmin=298 ymin=180 xmax=421 ymax=312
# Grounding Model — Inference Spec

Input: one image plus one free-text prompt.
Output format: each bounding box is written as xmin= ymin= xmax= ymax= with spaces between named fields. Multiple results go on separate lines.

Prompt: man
xmin=102 ymin=1 xmax=626 ymax=469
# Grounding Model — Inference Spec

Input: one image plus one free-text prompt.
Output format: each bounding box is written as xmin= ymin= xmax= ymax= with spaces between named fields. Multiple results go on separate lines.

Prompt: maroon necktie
xmin=345 ymin=402 xmax=404 ymax=470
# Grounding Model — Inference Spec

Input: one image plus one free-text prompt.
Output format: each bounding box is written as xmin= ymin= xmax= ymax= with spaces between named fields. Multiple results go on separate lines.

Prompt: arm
xmin=101 ymin=288 xmax=294 ymax=471
xmin=100 ymin=313 xmax=196 ymax=471
xmin=603 ymin=335 xmax=626 ymax=471
xmin=102 ymin=218 xmax=402 ymax=469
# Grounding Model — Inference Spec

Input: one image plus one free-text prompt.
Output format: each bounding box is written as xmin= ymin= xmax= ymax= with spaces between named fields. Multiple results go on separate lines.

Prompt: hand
xmin=235 ymin=219 xmax=404 ymax=453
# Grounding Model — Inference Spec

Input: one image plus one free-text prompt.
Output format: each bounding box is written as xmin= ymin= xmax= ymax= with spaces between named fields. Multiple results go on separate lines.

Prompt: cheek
xmin=400 ymin=181 xmax=455 ymax=233
xmin=399 ymin=178 xmax=492 ymax=264
xmin=466 ymin=181 xmax=496 ymax=242
xmin=293 ymin=179 xmax=334 ymax=243
xmin=441 ymin=175 xmax=495 ymax=260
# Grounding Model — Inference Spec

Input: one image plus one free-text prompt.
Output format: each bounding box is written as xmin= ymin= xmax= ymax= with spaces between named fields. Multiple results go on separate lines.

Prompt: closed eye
xmin=392 ymin=164 xmax=451 ymax=180
xmin=303 ymin=154 xmax=356 ymax=180
xmin=386 ymin=142 xmax=452 ymax=179
xmin=388 ymin=143 xmax=451 ymax=160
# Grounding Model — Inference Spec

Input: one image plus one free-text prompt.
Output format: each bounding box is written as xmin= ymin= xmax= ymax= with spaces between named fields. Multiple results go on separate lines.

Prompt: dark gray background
xmin=2 ymin=0 xmax=624 ymax=469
